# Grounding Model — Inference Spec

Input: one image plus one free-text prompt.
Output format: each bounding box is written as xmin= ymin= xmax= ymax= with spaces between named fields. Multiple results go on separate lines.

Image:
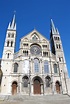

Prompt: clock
xmin=30 ymin=45 xmax=41 ymax=55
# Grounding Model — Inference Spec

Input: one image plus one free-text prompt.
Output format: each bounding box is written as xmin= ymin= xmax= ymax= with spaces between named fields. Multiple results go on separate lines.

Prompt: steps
xmin=0 ymin=94 xmax=70 ymax=104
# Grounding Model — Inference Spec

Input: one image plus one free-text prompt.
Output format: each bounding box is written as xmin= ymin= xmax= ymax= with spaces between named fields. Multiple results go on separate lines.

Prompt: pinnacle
xmin=51 ymin=19 xmax=59 ymax=35
xmin=8 ymin=14 xmax=16 ymax=30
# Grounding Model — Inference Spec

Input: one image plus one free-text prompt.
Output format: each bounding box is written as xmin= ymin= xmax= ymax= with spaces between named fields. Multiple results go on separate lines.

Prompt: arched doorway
xmin=34 ymin=79 xmax=41 ymax=94
xmin=55 ymin=81 xmax=60 ymax=93
xmin=12 ymin=81 xmax=17 ymax=95
xmin=33 ymin=76 xmax=43 ymax=94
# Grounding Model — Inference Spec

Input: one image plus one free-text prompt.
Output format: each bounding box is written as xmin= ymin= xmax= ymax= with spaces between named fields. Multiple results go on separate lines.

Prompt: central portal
xmin=34 ymin=79 xmax=41 ymax=94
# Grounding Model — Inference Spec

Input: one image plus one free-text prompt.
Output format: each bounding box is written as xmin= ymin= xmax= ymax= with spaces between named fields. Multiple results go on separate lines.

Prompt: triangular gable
xmin=20 ymin=29 xmax=49 ymax=43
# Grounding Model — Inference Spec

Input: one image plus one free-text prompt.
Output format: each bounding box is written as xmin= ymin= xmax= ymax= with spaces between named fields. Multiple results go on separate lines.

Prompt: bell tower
xmin=50 ymin=19 xmax=68 ymax=78
xmin=2 ymin=14 xmax=16 ymax=60
xmin=1 ymin=15 xmax=16 ymax=94
xmin=50 ymin=19 xmax=69 ymax=94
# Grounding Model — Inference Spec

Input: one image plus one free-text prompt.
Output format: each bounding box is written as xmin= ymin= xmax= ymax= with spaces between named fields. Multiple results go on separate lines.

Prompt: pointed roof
xmin=8 ymin=14 xmax=16 ymax=30
xmin=51 ymin=19 xmax=56 ymax=34
xmin=21 ymin=29 xmax=49 ymax=43
xmin=51 ymin=19 xmax=59 ymax=35
xmin=56 ymin=28 xmax=59 ymax=34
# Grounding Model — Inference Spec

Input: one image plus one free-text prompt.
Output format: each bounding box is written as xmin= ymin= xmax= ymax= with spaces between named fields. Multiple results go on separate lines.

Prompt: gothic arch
xmin=14 ymin=63 xmax=18 ymax=73
xmin=53 ymin=63 xmax=58 ymax=73
xmin=32 ymin=76 xmax=43 ymax=83
xmin=5 ymin=50 xmax=12 ymax=59
xmin=34 ymin=58 xmax=39 ymax=72
xmin=23 ymin=38 xmax=28 ymax=41
xmin=7 ymin=41 xmax=10 ymax=47
xmin=45 ymin=76 xmax=51 ymax=87
xmin=30 ymin=43 xmax=41 ymax=48
xmin=55 ymin=81 xmax=61 ymax=93
xmin=32 ymin=76 xmax=43 ymax=94
xmin=34 ymin=57 xmax=39 ymax=61
xmin=11 ymin=41 xmax=13 ymax=47
xmin=11 ymin=33 xmax=14 ymax=38
xmin=8 ymin=32 xmax=11 ymax=37
xmin=31 ymin=32 xmax=40 ymax=40
xmin=22 ymin=76 xmax=29 ymax=88
xmin=12 ymin=81 xmax=17 ymax=95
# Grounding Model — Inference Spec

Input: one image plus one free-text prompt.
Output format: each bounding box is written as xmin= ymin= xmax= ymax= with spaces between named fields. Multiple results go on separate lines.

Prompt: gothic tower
xmin=1 ymin=15 xmax=16 ymax=94
xmin=2 ymin=14 xmax=16 ymax=59
xmin=50 ymin=19 xmax=68 ymax=93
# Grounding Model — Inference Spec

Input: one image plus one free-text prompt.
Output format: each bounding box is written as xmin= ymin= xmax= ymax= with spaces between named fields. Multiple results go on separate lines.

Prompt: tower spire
xmin=11 ymin=14 xmax=16 ymax=30
xmin=51 ymin=19 xmax=56 ymax=34
xmin=56 ymin=28 xmax=59 ymax=34
xmin=8 ymin=14 xmax=16 ymax=30
xmin=8 ymin=22 xmax=11 ymax=30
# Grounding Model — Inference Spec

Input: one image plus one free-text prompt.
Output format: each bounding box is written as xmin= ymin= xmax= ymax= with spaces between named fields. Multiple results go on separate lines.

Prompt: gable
xmin=21 ymin=29 xmax=49 ymax=43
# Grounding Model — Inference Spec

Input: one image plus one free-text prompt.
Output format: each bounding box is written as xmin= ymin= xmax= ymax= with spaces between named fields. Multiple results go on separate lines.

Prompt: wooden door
xmin=56 ymin=82 xmax=60 ymax=93
xmin=12 ymin=83 xmax=17 ymax=95
xmin=34 ymin=79 xmax=41 ymax=94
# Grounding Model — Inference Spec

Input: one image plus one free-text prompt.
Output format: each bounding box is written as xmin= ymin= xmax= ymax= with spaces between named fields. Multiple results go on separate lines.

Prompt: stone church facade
xmin=0 ymin=15 xmax=70 ymax=95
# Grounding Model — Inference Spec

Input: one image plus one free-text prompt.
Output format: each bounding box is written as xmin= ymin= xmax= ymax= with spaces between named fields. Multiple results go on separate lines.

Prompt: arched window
xmin=22 ymin=76 xmax=28 ymax=87
xmin=59 ymin=44 xmax=61 ymax=49
xmin=57 ymin=37 xmax=60 ymax=40
xmin=8 ymin=33 xmax=10 ymax=37
xmin=7 ymin=53 xmax=9 ymax=58
xmin=12 ymin=33 xmax=14 ymax=38
xmin=34 ymin=58 xmax=39 ymax=72
xmin=7 ymin=41 xmax=9 ymax=47
xmin=23 ymin=50 xmax=28 ymax=56
xmin=45 ymin=76 xmax=51 ymax=87
xmin=56 ymin=44 xmax=58 ymax=49
xmin=11 ymin=41 xmax=13 ymax=47
xmin=32 ymin=35 xmax=38 ymax=40
xmin=54 ymin=64 xmax=58 ymax=73
xmin=14 ymin=63 xmax=18 ymax=72
xmin=44 ymin=60 xmax=49 ymax=73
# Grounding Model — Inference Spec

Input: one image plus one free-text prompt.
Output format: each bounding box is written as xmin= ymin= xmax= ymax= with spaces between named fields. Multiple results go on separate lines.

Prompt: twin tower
xmin=0 ymin=15 xmax=70 ymax=95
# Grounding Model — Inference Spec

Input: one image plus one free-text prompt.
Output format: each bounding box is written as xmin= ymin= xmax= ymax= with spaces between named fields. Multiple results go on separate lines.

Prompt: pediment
xmin=21 ymin=29 xmax=49 ymax=43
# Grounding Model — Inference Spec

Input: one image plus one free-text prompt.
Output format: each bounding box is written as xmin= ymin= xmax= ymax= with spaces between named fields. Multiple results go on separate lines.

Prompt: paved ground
xmin=0 ymin=94 xmax=70 ymax=104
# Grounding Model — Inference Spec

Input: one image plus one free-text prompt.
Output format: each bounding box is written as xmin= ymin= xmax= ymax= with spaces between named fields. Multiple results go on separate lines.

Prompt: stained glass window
xmin=44 ymin=60 xmax=49 ymax=73
xmin=54 ymin=64 xmax=58 ymax=73
xmin=14 ymin=63 xmax=18 ymax=72
xmin=34 ymin=58 xmax=39 ymax=72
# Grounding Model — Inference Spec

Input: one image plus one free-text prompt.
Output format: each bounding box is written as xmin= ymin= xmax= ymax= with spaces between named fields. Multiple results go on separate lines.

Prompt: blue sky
xmin=0 ymin=0 xmax=70 ymax=76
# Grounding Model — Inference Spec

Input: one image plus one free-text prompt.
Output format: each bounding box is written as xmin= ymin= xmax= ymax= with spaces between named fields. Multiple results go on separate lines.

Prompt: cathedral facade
xmin=0 ymin=15 xmax=70 ymax=95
